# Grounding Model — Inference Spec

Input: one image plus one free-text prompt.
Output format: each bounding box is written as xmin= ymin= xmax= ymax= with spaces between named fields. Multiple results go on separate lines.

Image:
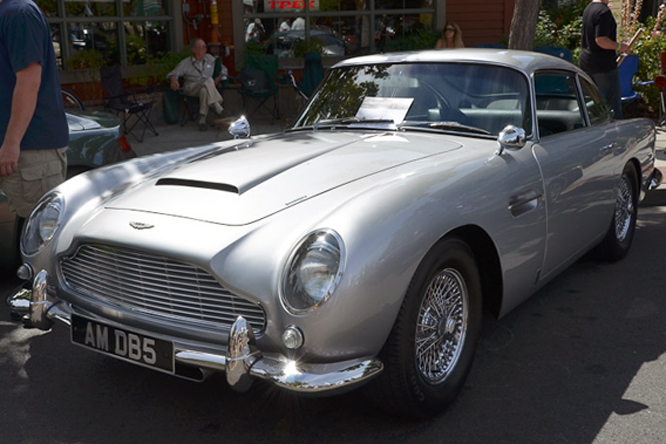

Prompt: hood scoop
xmin=156 ymin=178 xmax=239 ymax=194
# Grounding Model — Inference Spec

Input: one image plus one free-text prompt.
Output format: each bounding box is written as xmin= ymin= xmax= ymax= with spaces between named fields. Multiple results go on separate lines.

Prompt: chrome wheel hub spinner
xmin=415 ymin=268 xmax=468 ymax=385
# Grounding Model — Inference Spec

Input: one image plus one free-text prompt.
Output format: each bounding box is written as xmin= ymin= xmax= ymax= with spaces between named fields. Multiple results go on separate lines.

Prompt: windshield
xmin=293 ymin=62 xmax=532 ymax=137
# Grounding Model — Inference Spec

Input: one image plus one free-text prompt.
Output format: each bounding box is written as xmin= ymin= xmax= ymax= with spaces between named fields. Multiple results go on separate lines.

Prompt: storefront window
xmin=241 ymin=0 xmax=434 ymax=58
xmin=124 ymin=0 xmax=167 ymax=17
xmin=67 ymin=22 xmax=120 ymax=66
xmin=39 ymin=0 xmax=172 ymax=70
xmin=125 ymin=21 xmax=170 ymax=63
xmin=36 ymin=0 xmax=58 ymax=17
xmin=51 ymin=24 xmax=63 ymax=68
xmin=66 ymin=0 xmax=116 ymax=17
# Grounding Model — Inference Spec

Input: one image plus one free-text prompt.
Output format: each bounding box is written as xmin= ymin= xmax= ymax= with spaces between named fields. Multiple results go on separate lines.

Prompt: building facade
xmin=43 ymin=0 xmax=516 ymax=87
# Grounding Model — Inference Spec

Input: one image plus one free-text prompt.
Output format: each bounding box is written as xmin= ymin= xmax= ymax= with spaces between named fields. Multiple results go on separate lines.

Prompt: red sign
xmin=264 ymin=0 xmax=318 ymax=11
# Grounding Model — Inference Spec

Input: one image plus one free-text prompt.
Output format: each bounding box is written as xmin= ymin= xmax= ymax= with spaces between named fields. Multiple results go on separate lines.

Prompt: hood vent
xmin=156 ymin=178 xmax=239 ymax=194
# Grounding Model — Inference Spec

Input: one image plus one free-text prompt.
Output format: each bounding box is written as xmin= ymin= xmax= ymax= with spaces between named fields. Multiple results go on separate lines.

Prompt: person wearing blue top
xmin=0 ymin=0 xmax=69 ymax=219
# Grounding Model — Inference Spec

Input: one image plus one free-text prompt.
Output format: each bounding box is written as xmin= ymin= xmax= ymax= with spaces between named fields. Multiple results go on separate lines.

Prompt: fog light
xmin=282 ymin=325 xmax=304 ymax=350
xmin=16 ymin=264 xmax=33 ymax=281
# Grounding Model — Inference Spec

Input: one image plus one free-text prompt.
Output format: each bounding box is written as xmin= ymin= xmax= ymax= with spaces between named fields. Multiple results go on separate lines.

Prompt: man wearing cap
xmin=246 ymin=18 xmax=265 ymax=42
xmin=167 ymin=38 xmax=225 ymax=131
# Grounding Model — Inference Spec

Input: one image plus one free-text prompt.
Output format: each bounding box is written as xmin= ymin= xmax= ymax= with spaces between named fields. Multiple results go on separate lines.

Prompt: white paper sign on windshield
xmin=355 ymin=97 xmax=414 ymax=123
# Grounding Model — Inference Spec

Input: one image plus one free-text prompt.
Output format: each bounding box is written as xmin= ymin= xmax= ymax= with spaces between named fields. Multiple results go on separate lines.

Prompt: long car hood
xmin=106 ymin=131 xmax=462 ymax=225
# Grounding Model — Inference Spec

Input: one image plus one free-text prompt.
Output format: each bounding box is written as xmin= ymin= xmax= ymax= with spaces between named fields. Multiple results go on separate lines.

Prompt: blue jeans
xmin=591 ymin=69 xmax=623 ymax=119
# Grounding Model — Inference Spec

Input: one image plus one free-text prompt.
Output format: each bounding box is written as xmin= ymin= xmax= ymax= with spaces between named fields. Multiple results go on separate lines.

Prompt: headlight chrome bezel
xmin=280 ymin=229 xmax=346 ymax=315
xmin=20 ymin=192 xmax=64 ymax=256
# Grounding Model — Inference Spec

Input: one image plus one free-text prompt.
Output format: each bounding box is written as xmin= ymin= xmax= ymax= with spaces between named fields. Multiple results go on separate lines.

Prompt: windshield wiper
xmin=314 ymin=117 xmax=395 ymax=130
xmin=400 ymin=121 xmax=492 ymax=136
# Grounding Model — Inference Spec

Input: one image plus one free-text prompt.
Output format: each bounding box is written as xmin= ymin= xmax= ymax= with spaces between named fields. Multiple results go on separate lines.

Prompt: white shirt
xmin=292 ymin=17 xmax=305 ymax=30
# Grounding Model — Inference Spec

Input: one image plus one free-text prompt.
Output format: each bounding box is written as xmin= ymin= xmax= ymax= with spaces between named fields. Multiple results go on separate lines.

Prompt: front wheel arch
xmin=364 ymin=236 xmax=483 ymax=418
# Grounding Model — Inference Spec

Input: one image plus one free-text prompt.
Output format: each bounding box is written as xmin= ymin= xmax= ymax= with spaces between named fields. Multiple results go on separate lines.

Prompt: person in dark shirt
xmin=0 ymin=0 xmax=69 ymax=218
xmin=579 ymin=0 xmax=629 ymax=119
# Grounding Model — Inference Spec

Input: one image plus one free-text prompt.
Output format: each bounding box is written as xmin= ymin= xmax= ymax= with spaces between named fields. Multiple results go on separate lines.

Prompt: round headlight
xmin=21 ymin=192 xmax=64 ymax=256
xmin=281 ymin=229 xmax=345 ymax=315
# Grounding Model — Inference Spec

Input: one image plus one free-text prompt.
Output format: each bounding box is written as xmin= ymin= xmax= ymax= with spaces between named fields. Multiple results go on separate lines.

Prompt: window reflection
xmin=68 ymin=22 xmax=119 ymax=66
xmin=125 ymin=21 xmax=170 ymax=64
xmin=37 ymin=0 xmax=58 ymax=17
xmin=65 ymin=0 xmax=116 ymax=17
xmin=241 ymin=0 xmax=433 ymax=57
xmin=37 ymin=0 xmax=172 ymax=70
xmin=124 ymin=0 xmax=166 ymax=17
xmin=51 ymin=24 xmax=63 ymax=69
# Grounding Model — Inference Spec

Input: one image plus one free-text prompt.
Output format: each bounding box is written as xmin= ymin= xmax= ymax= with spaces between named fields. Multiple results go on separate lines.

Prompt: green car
xmin=0 ymin=110 xmax=135 ymax=274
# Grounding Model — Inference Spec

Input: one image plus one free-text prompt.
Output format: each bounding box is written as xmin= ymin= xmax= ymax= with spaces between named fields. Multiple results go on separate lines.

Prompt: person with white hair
xmin=167 ymin=38 xmax=225 ymax=131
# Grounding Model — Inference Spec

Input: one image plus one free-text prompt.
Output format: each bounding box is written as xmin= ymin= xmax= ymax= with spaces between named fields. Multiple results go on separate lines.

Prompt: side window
xmin=534 ymin=71 xmax=586 ymax=137
xmin=579 ymin=76 xmax=611 ymax=125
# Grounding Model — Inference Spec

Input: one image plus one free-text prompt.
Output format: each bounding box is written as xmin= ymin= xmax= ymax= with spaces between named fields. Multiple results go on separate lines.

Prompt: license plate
xmin=71 ymin=314 xmax=174 ymax=373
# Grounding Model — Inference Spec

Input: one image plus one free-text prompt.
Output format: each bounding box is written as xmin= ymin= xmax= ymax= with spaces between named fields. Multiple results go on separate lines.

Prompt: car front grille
xmin=60 ymin=244 xmax=266 ymax=334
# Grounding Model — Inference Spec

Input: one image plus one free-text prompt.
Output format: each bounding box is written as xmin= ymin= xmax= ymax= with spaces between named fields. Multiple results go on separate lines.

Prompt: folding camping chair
xmin=100 ymin=65 xmax=159 ymax=142
xmin=290 ymin=51 xmax=324 ymax=107
xmin=619 ymin=55 xmax=642 ymax=118
xmin=237 ymin=54 xmax=280 ymax=122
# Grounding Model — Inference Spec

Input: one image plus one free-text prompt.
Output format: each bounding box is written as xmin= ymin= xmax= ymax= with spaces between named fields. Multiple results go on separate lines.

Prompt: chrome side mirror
xmin=229 ymin=116 xmax=251 ymax=139
xmin=496 ymin=125 xmax=526 ymax=155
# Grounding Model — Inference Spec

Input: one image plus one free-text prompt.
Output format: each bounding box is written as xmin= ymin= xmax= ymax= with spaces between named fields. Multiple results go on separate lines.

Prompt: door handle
xmin=508 ymin=191 xmax=542 ymax=217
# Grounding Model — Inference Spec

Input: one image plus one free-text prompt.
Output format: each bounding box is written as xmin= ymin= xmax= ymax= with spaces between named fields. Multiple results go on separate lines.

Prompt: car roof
xmin=332 ymin=48 xmax=583 ymax=77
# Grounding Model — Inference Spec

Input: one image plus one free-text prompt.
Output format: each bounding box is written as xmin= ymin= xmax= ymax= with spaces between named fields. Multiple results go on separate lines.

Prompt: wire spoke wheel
xmin=415 ymin=268 xmax=468 ymax=384
xmin=595 ymin=164 xmax=637 ymax=262
xmin=613 ymin=174 xmax=634 ymax=243
xmin=365 ymin=237 xmax=481 ymax=418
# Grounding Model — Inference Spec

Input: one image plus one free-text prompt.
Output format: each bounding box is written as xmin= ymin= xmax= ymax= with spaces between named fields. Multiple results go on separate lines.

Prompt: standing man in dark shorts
xmin=0 ymin=0 xmax=69 ymax=220
xmin=579 ymin=0 xmax=629 ymax=119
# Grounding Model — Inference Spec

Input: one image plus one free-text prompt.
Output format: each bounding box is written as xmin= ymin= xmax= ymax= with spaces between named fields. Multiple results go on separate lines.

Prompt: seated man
xmin=167 ymin=38 xmax=225 ymax=131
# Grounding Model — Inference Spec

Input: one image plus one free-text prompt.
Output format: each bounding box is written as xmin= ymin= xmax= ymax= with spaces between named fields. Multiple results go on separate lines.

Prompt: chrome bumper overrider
xmin=6 ymin=269 xmax=383 ymax=394
xmin=649 ymin=167 xmax=663 ymax=190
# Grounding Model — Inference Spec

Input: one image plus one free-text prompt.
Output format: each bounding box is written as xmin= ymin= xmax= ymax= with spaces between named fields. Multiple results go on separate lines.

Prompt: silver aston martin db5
xmin=7 ymin=49 xmax=662 ymax=417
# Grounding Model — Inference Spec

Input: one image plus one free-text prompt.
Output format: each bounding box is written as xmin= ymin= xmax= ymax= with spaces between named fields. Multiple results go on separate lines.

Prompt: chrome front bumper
xmin=7 ymin=269 xmax=383 ymax=394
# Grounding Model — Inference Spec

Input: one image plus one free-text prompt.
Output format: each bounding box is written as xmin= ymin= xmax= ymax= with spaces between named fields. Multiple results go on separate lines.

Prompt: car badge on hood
xmin=129 ymin=221 xmax=155 ymax=230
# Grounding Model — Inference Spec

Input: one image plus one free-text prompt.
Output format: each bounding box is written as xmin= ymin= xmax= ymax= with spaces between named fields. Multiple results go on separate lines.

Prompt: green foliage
xmin=535 ymin=9 xmax=583 ymax=52
xmin=625 ymin=17 xmax=666 ymax=117
xmin=126 ymin=34 xmax=148 ymax=65
xmin=536 ymin=2 xmax=666 ymax=117
xmin=295 ymin=39 xmax=325 ymax=57
xmin=66 ymin=50 xmax=106 ymax=70
xmin=245 ymin=40 xmax=266 ymax=55
xmin=383 ymin=29 xmax=439 ymax=52
xmin=128 ymin=49 xmax=191 ymax=87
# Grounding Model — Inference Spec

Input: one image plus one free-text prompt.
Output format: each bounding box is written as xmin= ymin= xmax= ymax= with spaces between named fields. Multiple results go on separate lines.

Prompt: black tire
xmin=595 ymin=164 xmax=638 ymax=261
xmin=365 ymin=237 xmax=482 ymax=418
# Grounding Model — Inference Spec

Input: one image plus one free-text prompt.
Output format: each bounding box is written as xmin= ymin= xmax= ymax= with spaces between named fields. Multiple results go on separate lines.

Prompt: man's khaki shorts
xmin=0 ymin=147 xmax=67 ymax=218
